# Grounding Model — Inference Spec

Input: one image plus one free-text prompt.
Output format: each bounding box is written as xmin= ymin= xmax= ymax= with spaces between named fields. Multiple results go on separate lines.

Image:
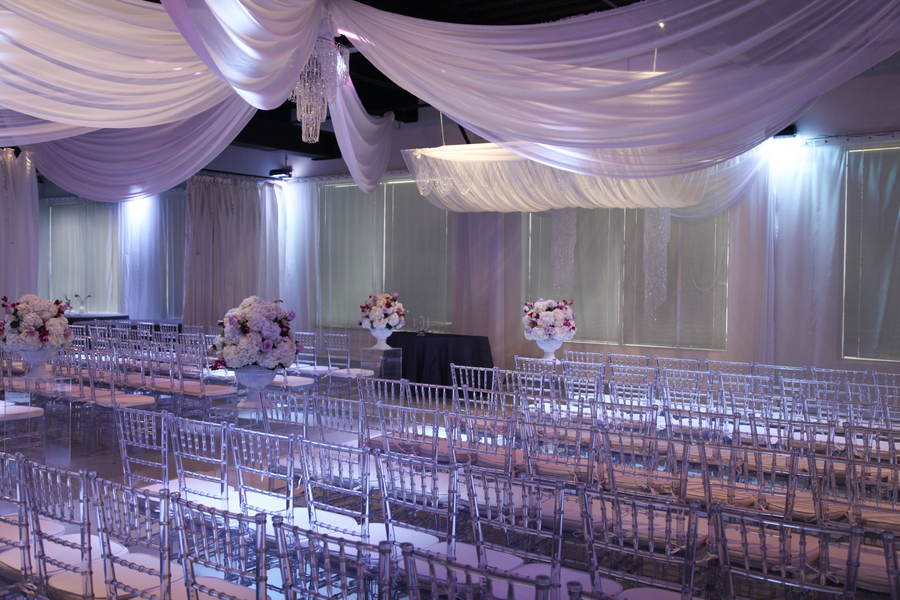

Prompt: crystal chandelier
xmin=290 ymin=37 xmax=350 ymax=143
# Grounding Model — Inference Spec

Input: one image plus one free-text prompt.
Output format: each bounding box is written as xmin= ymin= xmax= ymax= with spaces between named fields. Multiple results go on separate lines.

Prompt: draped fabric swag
xmin=0 ymin=0 xmax=896 ymax=201
xmin=0 ymin=149 xmax=39 ymax=300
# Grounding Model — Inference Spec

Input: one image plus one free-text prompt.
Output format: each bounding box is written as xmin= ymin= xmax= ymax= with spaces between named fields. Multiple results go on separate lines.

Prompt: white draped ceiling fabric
xmin=0 ymin=0 xmax=897 ymax=202
xmin=403 ymin=143 xmax=767 ymax=212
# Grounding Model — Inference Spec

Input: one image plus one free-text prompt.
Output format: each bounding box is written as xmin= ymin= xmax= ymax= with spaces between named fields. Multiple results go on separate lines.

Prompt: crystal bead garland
xmin=290 ymin=37 xmax=350 ymax=143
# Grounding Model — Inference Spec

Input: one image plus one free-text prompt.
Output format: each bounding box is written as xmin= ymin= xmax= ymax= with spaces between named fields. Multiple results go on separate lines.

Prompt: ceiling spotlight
xmin=269 ymin=167 xmax=293 ymax=179
xmin=774 ymin=124 xmax=798 ymax=138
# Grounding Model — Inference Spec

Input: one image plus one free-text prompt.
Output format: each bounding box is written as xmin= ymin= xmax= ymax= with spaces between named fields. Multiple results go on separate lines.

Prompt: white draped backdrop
xmin=1 ymin=138 xmax=895 ymax=372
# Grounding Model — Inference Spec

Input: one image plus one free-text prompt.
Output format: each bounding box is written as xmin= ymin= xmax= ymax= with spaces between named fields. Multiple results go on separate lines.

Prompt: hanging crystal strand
xmin=643 ymin=207 xmax=671 ymax=327
xmin=290 ymin=37 xmax=350 ymax=143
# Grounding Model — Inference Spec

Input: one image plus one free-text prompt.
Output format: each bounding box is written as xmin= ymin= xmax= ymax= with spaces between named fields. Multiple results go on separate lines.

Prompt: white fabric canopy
xmin=0 ymin=0 xmax=897 ymax=201
xmin=403 ymin=143 xmax=766 ymax=212
xmin=24 ymin=94 xmax=256 ymax=202
xmin=330 ymin=0 xmax=900 ymax=177
xmin=0 ymin=0 xmax=233 ymax=128
xmin=330 ymin=80 xmax=394 ymax=194
xmin=160 ymin=0 xmax=324 ymax=110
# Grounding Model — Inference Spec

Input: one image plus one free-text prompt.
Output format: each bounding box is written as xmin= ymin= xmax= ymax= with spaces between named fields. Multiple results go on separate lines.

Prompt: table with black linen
xmin=387 ymin=331 xmax=493 ymax=386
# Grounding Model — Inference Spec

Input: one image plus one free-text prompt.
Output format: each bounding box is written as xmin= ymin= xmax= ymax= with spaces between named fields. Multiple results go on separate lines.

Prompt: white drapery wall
xmin=182 ymin=175 xmax=284 ymax=328
xmin=38 ymin=190 xmax=187 ymax=319
xmin=120 ymin=189 xmax=187 ymax=320
xmin=38 ymin=198 xmax=119 ymax=313
xmin=0 ymin=149 xmax=39 ymax=301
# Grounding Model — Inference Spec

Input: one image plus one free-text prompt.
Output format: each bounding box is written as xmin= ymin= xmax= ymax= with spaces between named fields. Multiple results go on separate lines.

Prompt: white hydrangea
xmin=522 ymin=298 xmax=576 ymax=342
xmin=213 ymin=296 xmax=297 ymax=370
xmin=1 ymin=294 xmax=73 ymax=351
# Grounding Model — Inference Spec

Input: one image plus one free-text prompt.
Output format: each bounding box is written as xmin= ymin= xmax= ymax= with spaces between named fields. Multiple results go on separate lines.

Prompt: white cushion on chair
xmin=179 ymin=382 xmax=238 ymax=398
xmin=0 ymin=517 xmax=65 ymax=550
xmin=0 ymin=404 xmax=44 ymax=420
xmin=297 ymin=364 xmax=335 ymax=376
xmin=268 ymin=375 xmax=315 ymax=389
xmin=50 ymin=552 xmax=184 ymax=600
xmin=94 ymin=394 xmax=155 ymax=408
xmin=0 ymin=534 xmax=127 ymax=581
xmin=330 ymin=368 xmax=375 ymax=379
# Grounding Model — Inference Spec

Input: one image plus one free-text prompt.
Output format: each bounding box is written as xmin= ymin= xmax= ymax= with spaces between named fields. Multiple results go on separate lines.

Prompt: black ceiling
xmin=231 ymin=0 xmax=644 ymax=159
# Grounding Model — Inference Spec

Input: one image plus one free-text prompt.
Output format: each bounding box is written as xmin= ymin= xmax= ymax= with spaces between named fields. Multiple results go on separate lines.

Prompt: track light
xmin=269 ymin=167 xmax=293 ymax=179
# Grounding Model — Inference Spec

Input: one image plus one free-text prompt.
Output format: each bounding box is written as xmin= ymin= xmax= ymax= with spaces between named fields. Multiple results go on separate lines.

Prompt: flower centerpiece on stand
xmin=0 ymin=294 xmax=74 ymax=380
xmin=522 ymin=298 xmax=577 ymax=361
xmin=358 ymin=293 xmax=405 ymax=350
xmin=211 ymin=296 xmax=299 ymax=409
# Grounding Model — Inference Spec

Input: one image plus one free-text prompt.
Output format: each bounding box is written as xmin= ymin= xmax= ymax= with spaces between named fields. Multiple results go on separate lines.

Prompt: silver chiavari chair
xmin=711 ymin=504 xmax=862 ymax=599
xmin=273 ymin=518 xmax=395 ymax=600
xmin=172 ymin=496 xmax=268 ymax=600
xmin=90 ymin=475 xmax=181 ymax=600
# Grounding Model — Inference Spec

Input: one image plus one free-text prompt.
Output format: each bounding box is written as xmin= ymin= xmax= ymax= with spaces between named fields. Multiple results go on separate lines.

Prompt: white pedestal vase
xmin=234 ymin=366 xmax=276 ymax=410
xmin=535 ymin=339 xmax=563 ymax=362
xmin=370 ymin=328 xmax=394 ymax=350
xmin=19 ymin=348 xmax=57 ymax=381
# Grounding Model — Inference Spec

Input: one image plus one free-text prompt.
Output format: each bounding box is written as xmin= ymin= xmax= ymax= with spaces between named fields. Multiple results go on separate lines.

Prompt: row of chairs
xmin=553 ymin=351 xmax=897 ymax=388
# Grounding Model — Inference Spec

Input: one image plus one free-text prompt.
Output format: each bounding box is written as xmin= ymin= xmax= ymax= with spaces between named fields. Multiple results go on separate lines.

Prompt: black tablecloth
xmin=387 ymin=332 xmax=493 ymax=386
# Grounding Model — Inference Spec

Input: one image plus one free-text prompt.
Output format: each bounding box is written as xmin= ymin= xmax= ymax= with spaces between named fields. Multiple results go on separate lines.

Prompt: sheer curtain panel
xmin=38 ymin=199 xmax=120 ymax=313
xmin=182 ymin=175 xmax=283 ymax=329
xmin=0 ymin=149 xmax=39 ymax=300
xmin=120 ymin=190 xmax=187 ymax=321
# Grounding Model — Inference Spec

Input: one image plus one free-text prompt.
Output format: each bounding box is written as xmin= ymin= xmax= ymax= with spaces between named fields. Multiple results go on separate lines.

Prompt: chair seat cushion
xmin=50 ymin=552 xmax=184 ymax=600
xmin=268 ymin=375 xmax=315 ymax=389
xmin=94 ymin=394 xmax=155 ymax=408
xmin=0 ymin=404 xmax=44 ymax=420
xmin=330 ymin=368 xmax=375 ymax=379
xmin=0 ymin=534 xmax=127 ymax=581
xmin=180 ymin=382 xmax=239 ymax=398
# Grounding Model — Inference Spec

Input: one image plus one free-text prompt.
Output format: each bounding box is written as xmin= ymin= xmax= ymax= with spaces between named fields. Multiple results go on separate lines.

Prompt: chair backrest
xmin=660 ymin=385 xmax=721 ymax=412
xmin=608 ymin=364 xmax=654 ymax=385
xmin=0 ymin=453 xmax=31 ymax=585
xmin=115 ymin=405 xmax=169 ymax=489
xmin=519 ymin=416 xmax=598 ymax=484
xmin=607 ymin=353 xmax=651 ymax=371
xmin=273 ymin=517 xmax=394 ymax=600
xmin=359 ymin=376 xmax=405 ymax=405
xmin=312 ymin=395 xmax=368 ymax=447
xmin=90 ymin=475 xmax=174 ymax=600
xmin=293 ymin=331 xmax=318 ymax=366
xmin=158 ymin=323 xmax=178 ymax=334
xmin=297 ymin=440 xmax=372 ymax=540
xmin=447 ymin=412 xmax=519 ymax=473
xmin=169 ymin=416 xmax=231 ymax=507
xmin=405 ymin=381 xmax=455 ymax=412
xmin=323 ymin=333 xmax=351 ymax=371
xmin=609 ymin=380 xmax=655 ymax=408
xmin=715 ymin=372 xmax=775 ymax=395
xmin=754 ymin=363 xmax=808 ymax=385
xmin=455 ymin=384 xmax=517 ymax=419
xmin=811 ymin=366 xmax=869 ymax=385
xmin=375 ymin=452 xmax=458 ymax=544
xmin=655 ymin=357 xmax=702 ymax=373
xmin=659 ymin=368 xmax=706 ymax=390
xmin=376 ymin=403 xmax=443 ymax=458
xmin=464 ymin=466 xmax=568 ymax=583
xmin=262 ymin=389 xmax=311 ymax=436
xmin=173 ymin=496 xmax=268 ymax=600
xmin=400 ymin=543 xmax=556 ymax=600
xmin=562 ymin=350 xmax=603 ymax=365
xmin=711 ymin=504 xmax=862 ymax=599
xmin=515 ymin=355 xmax=559 ymax=376
xmin=182 ymin=324 xmax=203 ymax=335
xmin=560 ymin=360 xmax=606 ymax=383
xmin=450 ymin=364 xmax=502 ymax=392
xmin=705 ymin=359 xmax=753 ymax=376
xmin=844 ymin=423 xmax=900 ymax=464
xmin=22 ymin=461 xmax=95 ymax=599
xmin=228 ymin=425 xmax=296 ymax=518
xmin=601 ymin=430 xmax=687 ymax=498
xmin=663 ymin=408 xmax=742 ymax=446
xmin=583 ymin=488 xmax=700 ymax=598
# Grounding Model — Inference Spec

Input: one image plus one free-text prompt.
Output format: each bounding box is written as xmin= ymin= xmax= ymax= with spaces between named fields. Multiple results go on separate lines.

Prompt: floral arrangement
xmin=358 ymin=293 xmax=406 ymax=330
xmin=522 ymin=298 xmax=577 ymax=341
xmin=211 ymin=296 xmax=299 ymax=370
xmin=0 ymin=294 xmax=74 ymax=351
